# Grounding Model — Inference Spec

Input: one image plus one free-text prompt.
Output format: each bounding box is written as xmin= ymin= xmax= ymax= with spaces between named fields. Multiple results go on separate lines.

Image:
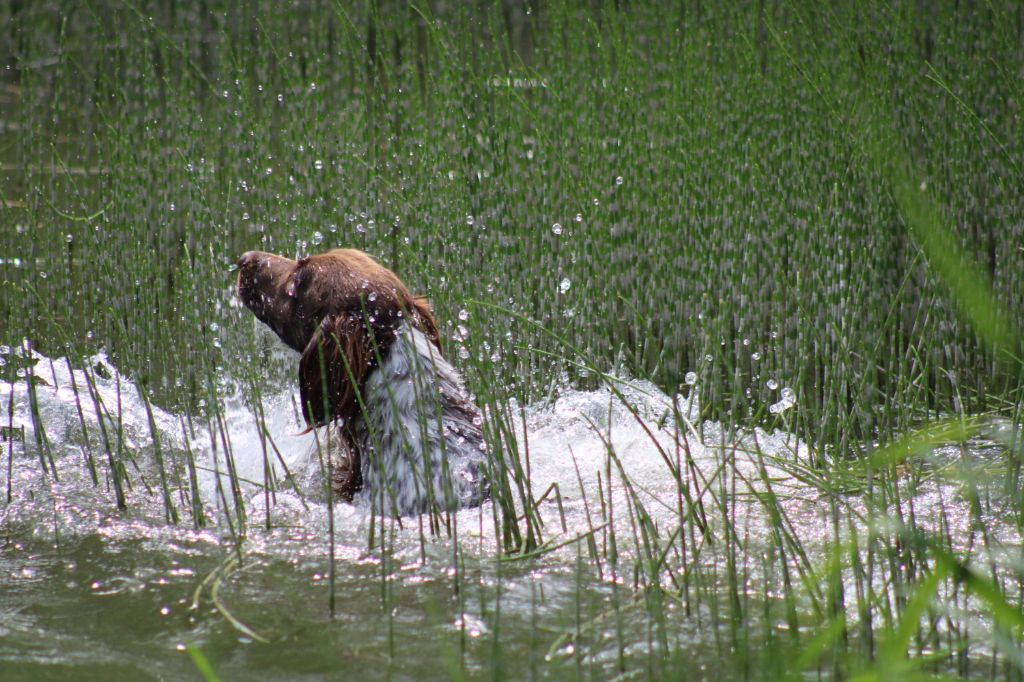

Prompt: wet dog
xmin=236 ymin=248 xmax=489 ymax=516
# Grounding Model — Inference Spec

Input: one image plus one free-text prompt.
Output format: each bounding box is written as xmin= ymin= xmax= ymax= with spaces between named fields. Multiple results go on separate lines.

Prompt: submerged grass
xmin=1 ymin=0 xmax=1024 ymax=679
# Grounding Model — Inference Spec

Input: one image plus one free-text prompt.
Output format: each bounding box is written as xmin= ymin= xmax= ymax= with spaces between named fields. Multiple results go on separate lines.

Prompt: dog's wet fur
xmin=237 ymin=248 xmax=489 ymax=515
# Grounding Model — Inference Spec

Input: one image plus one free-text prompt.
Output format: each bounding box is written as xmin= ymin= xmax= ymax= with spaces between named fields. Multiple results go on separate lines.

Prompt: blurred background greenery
xmin=2 ymin=1 xmax=1021 ymax=454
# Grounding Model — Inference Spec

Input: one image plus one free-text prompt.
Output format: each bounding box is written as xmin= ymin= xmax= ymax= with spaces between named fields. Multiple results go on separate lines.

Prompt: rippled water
xmin=0 ymin=347 xmax=1017 ymax=679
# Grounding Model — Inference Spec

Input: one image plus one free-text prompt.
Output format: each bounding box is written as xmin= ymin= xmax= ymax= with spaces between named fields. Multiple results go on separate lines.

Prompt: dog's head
xmin=237 ymin=248 xmax=439 ymax=428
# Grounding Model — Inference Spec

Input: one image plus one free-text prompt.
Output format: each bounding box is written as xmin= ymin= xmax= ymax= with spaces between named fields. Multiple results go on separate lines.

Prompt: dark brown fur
xmin=237 ymin=248 xmax=439 ymax=500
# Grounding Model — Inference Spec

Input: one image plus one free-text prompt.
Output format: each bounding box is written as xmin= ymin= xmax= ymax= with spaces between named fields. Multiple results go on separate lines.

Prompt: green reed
xmin=1 ymin=0 xmax=1023 ymax=679
xmin=4 ymin=0 xmax=1021 ymax=446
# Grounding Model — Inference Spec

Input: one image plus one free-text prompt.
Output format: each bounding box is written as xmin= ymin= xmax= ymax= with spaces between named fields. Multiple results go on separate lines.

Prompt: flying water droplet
xmin=769 ymin=387 xmax=796 ymax=414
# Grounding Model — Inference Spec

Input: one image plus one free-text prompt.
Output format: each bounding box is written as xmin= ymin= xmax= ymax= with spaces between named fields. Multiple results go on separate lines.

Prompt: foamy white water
xmin=0 ymin=343 xmax=1014 ymax=572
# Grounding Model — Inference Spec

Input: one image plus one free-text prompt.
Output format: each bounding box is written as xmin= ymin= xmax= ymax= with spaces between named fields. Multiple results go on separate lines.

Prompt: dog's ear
xmin=298 ymin=315 xmax=376 ymax=429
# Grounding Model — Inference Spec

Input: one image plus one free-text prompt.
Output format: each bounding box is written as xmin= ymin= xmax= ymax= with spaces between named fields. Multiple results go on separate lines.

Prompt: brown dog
xmin=237 ymin=248 xmax=489 ymax=515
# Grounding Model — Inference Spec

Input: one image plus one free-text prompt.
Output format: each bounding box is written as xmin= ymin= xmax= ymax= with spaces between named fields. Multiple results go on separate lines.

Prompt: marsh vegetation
xmin=1 ymin=1 xmax=1022 ymax=679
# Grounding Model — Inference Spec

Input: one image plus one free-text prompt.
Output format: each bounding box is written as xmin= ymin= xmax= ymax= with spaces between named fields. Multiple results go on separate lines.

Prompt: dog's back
xmin=356 ymin=324 xmax=489 ymax=515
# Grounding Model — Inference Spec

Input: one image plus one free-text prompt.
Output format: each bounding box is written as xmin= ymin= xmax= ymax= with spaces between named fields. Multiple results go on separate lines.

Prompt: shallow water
xmin=0 ymin=346 xmax=1018 ymax=679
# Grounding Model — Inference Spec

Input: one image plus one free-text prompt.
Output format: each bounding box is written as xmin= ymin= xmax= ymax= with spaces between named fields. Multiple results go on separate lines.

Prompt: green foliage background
xmin=1 ymin=0 xmax=1021 ymax=449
